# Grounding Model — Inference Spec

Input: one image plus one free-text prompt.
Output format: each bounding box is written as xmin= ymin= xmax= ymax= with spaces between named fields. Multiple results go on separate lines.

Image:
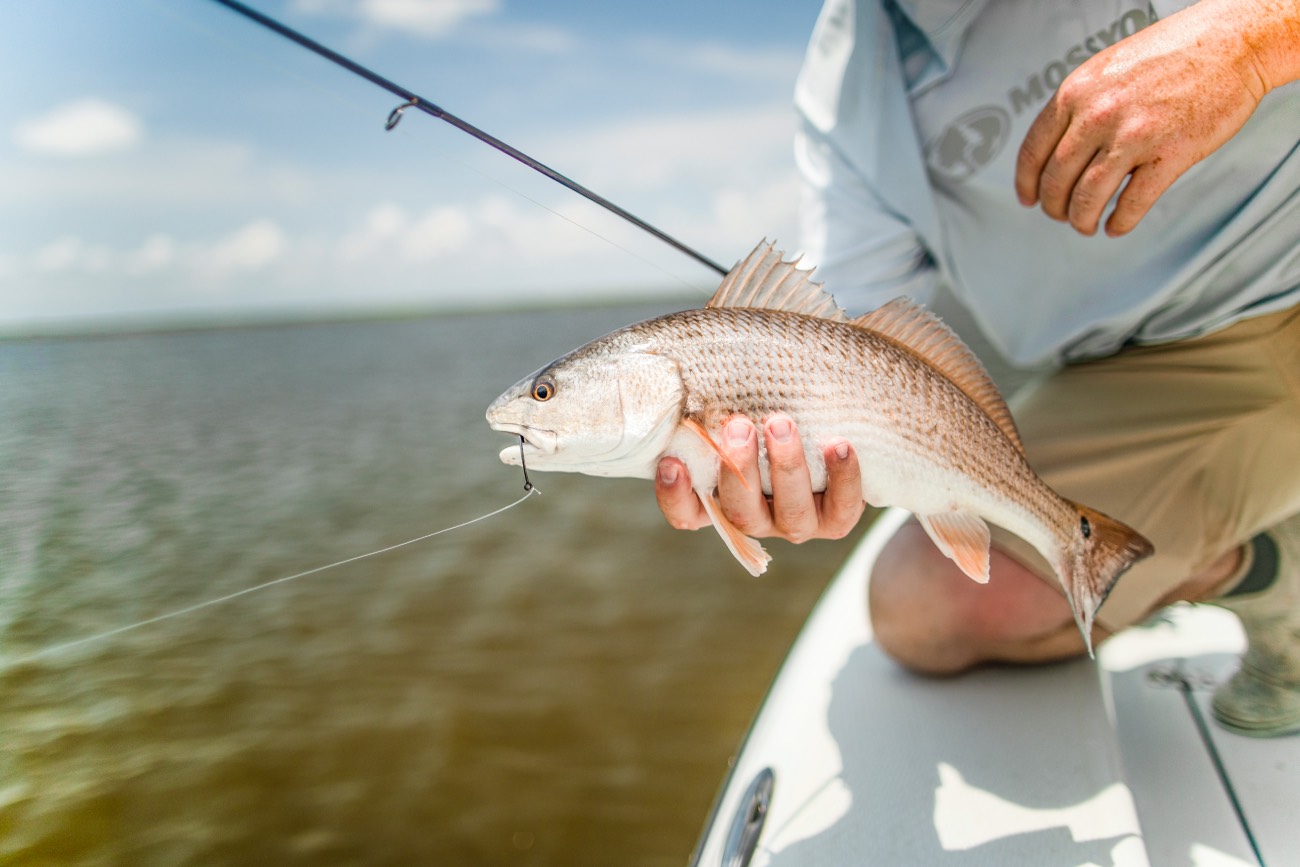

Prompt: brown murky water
xmin=0 ymin=304 xmax=863 ymax=866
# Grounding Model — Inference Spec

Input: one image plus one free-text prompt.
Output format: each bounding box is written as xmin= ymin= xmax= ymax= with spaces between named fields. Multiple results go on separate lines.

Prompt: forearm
xmin=1199 ymin=0 xmax=1300 ymax=95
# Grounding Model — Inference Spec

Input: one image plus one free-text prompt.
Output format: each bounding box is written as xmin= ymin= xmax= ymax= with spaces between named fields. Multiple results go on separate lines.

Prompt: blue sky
xmin=1 ymin=0 xmax=823 ymax=332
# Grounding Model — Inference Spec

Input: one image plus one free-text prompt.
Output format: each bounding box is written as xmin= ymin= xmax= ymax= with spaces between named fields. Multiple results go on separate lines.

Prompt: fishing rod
xmin=206 ymin=0 xmax=730 ymax=277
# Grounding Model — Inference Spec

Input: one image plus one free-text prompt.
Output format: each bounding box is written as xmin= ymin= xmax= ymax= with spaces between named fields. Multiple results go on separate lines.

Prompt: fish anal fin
xmin=918 ymin=512 xmax=992 ymax=584
xmin=708 ymin=240 xmax=849 ymax=322
xmin=853 ymin=298 xmax=1024 ymax=455
xmin=699 ymin=490 xmax=771 ymax=577
xmin=680 ymin=416 xmax=751 ymax=492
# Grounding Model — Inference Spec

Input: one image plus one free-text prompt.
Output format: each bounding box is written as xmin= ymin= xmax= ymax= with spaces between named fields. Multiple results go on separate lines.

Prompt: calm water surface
xmin=0 ymin=305 xmax=862 ymax=866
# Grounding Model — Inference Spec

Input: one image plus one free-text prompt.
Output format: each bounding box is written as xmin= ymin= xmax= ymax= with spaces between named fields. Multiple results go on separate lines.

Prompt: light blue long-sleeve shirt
xmin=794 ymin=0 xmax=1300 ymax=366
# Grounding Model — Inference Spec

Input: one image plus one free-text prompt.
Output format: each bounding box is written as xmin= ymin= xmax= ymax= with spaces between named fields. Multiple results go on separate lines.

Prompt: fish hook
xmin=518 ymin=435 xmax=533 ymax=492
xmin=385 ymin=98 xmax=419 ymax=131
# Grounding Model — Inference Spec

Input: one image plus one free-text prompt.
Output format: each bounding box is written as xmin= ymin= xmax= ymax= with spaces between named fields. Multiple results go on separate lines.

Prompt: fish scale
xmin=654 ymin=307 xmax=1028 ymax=503
xmin=486 ymin=240 xmax=1154 ymax=650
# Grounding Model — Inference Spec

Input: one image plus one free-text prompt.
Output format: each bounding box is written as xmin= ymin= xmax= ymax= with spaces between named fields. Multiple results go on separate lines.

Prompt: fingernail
xmin=768 ymin=417 xmax=792 ymax=444
xmin=833 ymin=442 xmax=850 ymax=461
xmin=658 ymin=463 xmax=678 ymax=485
xmin=726 ymin=418 xmax=751 ymax=447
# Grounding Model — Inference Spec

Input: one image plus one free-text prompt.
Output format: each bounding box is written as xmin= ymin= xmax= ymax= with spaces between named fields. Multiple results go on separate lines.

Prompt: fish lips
xmin=489 ymin=422 xmax=558 ymax=464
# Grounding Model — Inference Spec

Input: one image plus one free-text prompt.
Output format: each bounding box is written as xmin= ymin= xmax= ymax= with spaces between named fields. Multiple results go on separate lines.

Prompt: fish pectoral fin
xmin=918 ymin=512 xmax=991 ymax=584
xmin=681 ymin=417 xmax=752 ymax=492
xmin=699 ymin=490 xmax=771 ymax=577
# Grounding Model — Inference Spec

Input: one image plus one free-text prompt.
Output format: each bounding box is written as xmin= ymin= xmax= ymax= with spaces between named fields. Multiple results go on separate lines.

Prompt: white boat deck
xmin=1102 ymin=609 xmax=1297 ymax=866
xmin=690 ymin=510 xmax=1299 ymax=867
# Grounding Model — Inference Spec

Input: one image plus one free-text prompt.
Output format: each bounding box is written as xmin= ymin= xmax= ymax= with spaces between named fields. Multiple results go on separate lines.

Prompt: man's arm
xmin=1015 ymin=0 xmax=1300 ymax=237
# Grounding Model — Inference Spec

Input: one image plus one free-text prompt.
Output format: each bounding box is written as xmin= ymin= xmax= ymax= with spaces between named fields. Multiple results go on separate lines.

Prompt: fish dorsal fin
xmin=853 ymin=298 xmax=1024 ymax=454
xmin=708 ymin=239 xmax=849 ymax=322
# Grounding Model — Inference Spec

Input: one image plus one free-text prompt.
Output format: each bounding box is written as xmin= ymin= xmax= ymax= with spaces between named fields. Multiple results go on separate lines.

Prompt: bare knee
xmin=869 ymin=524 xmax=982 ymax=676
xmin=868 ymin=522 xmax=1085 ymax=674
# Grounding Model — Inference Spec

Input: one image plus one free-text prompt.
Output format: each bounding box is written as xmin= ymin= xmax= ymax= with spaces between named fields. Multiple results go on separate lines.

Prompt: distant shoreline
xmin=0 ymin=291 xmax=700 ymax=342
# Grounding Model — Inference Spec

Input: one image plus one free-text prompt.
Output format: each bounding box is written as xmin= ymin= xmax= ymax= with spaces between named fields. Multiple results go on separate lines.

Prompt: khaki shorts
xmin=990 ymin=305 xmax=1300 ymax=631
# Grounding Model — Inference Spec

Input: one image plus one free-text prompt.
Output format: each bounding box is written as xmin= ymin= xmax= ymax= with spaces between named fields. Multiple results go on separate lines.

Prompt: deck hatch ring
xmin=721 ymin=767 xmax=774 ymax=867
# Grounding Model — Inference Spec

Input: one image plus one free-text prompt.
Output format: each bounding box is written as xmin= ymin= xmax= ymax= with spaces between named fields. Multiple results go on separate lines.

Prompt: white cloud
xmin=33 ymin=236 xmax=85 ymax=272
xmin=15 ymin=223 xmax=284 ymax=283
xmin=340 ymin=203 xmax=409 ymax=262
xmin=640 ymin=39 xmax=804 ymax=84
xmin=551 ymin=103 xmax=796 ymax=191
xmin=128 ymin=235 xmax=178 ymax=275
xmin=0 ymin=192 xmax=727 ymax=329
xmin=2 ymin=137 xmax=319 ymax=214
xmin=518 ymin=102 xmax=803 ymax=265
xmin=339 ymin=202 xmax=473 ymax=263
xmin=13 ymin=99 xmax=142 ymax=157
xmin=294 ymin=0 xmax=500 ymax=37
xmin=401 ymin=207 xmax=474 ymax=260
xmin=203 ymin=220 xmax=287 ymax=272
xmin=700 ymin=176 xmax=802 ymax=254
xmin=2 ymin=97 xmax=801 ymax=326
xmin=489 ymin=23 xmax=576 ymax=55
xmin=26 ymin=236 xmax=118 ymax=275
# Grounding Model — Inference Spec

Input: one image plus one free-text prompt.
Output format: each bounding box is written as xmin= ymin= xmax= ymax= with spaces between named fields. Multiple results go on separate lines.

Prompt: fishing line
xmin=17 ymin=4 xmax=720 ymax=661
xmin=205 ymin=0 xmax=730 ymax=277
xmin=13 ymin=483 xmax=540 ymax=665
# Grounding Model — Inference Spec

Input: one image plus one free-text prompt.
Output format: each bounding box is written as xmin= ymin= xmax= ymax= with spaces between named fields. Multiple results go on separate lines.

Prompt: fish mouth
xmin=488 ymin=422 xmax=557 ymax=460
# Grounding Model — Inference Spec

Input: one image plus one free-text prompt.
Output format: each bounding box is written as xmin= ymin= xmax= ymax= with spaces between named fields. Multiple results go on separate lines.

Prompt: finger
xmin=1104 ymin=159 xmax=1181 ymax=237
xmin=1015 ymin=98 xmax=1071 ymax=206
xmin=1066 ymin=149 xmax=1133 ymax=236
xmin=764 ymin=415 xmax=819 ymax=544
xmin=654 ymin=457 xmax=710 ymax=531
xmin=817 ymin=438 xmax=865 ymax=539
xmin=1035 ymin=135 xmax=1101 ymax=223
xmin=716 ymin=416 xmax=771 ymax=536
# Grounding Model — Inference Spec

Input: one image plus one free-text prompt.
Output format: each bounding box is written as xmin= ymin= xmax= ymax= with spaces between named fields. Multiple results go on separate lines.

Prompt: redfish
xmin=486 ymin=240 xmax=1153 ymax=647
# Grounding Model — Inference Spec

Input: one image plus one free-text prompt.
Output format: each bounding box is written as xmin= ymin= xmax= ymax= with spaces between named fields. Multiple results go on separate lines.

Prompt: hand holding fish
xmin=654 ymin=415 xmax=865 ymax=544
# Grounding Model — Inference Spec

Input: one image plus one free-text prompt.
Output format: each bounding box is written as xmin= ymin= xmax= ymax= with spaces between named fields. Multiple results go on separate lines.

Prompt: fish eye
xmin=531 ymin=379 xmax=556 ymax=402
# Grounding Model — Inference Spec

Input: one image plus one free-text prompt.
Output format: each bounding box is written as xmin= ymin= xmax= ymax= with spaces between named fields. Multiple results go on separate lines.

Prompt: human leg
xmin=869 ymin=522 xmax=1088 ymax=674
xmin=869 ymin=520 xmax=1243 ymax=675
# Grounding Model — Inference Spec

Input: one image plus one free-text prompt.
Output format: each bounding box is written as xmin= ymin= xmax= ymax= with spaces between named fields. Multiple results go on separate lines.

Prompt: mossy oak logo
xmin=924 ymin=2 xmax=1158 ymax=184
xmin=924 ymin=106 xmax=1011 ymax=184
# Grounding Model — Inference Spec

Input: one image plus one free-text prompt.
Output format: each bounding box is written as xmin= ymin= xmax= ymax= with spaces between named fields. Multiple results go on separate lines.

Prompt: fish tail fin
xmin=1061 ymin=501 xmax=1155 ymax=656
